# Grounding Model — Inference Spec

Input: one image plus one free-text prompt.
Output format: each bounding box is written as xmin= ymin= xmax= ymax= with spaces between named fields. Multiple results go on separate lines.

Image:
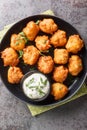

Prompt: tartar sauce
xmin=23 ymin=73 xmax=50 ymax=100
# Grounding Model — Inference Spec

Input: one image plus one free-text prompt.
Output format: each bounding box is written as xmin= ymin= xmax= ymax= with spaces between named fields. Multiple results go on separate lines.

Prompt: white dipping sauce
xmin=23 ymin=73 xmax=50 ymax=99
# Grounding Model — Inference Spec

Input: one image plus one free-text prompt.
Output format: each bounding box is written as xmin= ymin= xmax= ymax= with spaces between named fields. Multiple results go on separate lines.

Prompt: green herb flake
xmin=19 ymin=32 xmax=29 ymax=43
xmin=36 ymin=20 xmax=40 ymax=25
xmin=19 ymin=32 xmax=25 ymax=37
xmin=27 ymin=86 xmax=37 ymax=89
xmin=26 ymin=83 xmax=29 ymax=87
xmin=44 ymin=79 xmax=47 ymax=86
xmin=39 ymin=51 xmax=45 ymax=56
xmin=24 ymin=37 xmax=29 ymax=43
xmin=27 ymin=78 xmax=34 ymax=86
xmin=29 ymin=78 xmax=34 ymax=83
xmin=40 ymin=77 xmax=44 ymax=84
xmin=43 ymin=40 xmax=47 ymax=44
xmin=18 ymin=50 xmax=23 ymax=59
xmin=15 ymin=41 xmax=19 ymax=45
xmin=40 ymin=77 xmax=47 ymax=86
xmin=38 ymin=89 xmax=45 ymax=96
xmin=40 ymin=86 xmax=44 ymax=89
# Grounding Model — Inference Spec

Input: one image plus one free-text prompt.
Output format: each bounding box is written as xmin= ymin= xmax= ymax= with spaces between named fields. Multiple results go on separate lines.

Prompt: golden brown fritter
xmin=50 ymin=30 xmax=67 ymax=47
xmin=23 ymin=45 xmax=40 ymax=65
xmin=53 ymin=66 xmax=68 ymax=82
xmin=38 ymin=56 xmax=54 ymax=74
xmin=51 ymin=83 xmax=69 ymax=100
xmin=68 ymin=55 xmax=83 ymax=76
xmin=54 ymin=49 xmax=69 ymax=64
xmin=39 ymin=18 xmax=58 ymax=34
xmin=35 ymin=35 xmax=51 ymax=51
xmin=10 ymin=32 xmax=27 ymax=51
xmin=65 ymin=35 xmax=84 ymax=53
xmin=8 ymin=66 xmax=23 ymax=84
xmin=1 ymin=47 xmax=19 ymax=66
xmin=23 ymin=21 xmax=39 ymax=41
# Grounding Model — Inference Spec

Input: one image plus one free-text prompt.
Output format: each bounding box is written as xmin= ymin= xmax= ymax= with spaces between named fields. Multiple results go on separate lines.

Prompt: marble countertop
xmin=0 ymin=0 xmax=87 ymax=130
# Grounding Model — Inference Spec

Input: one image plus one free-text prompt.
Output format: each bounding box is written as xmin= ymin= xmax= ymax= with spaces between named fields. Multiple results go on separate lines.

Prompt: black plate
xmin=0 ymin=15 xmax=87 ymax=106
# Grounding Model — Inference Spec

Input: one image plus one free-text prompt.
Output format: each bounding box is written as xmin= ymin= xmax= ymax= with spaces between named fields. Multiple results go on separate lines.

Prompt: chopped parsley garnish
xmin=18 ymin=50 xmax=23 ymax=59
xmin=15 ymin=32 xmax=29 ymax=45
xmin=19 ymin=32 xmax=25 ymax=36
xmin=36 ymin=20 xmax=40 ymax=25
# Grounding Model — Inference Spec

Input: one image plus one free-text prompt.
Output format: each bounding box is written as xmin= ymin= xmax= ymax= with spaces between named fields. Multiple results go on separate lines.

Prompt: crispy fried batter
xmin=23 ymin=45 xmax=40 ymax=65
xmin=23 ymin=21 xmax=39 ymax=41
xmin=38 ymin=56 xmax=54 ymax=74
xmin=10 ymin=33 xmax=26 ymax=51
xmin=54 ymin=49 xmax=69 ymax=64
xmin=50 ymin=30 xmax=67 ymax=47
xmin=68 ymin=55 xmax=83 ymax=76
xmin=51 ymin=83 xmax=69 ymax=100
xmin=35 ymin=35 xmax=51 ymax=51
xmin=53 ymin=66 xmax=68 ymax=82
xmin=39 ymin=18 xmax=58 ymax=34
xmin=8 ymin=66 xmax=23 ymax=84
xmin=66 ymin=35 xmax=84 ymax=53
xmin=1 ymin=47 xmax=19 ymax=66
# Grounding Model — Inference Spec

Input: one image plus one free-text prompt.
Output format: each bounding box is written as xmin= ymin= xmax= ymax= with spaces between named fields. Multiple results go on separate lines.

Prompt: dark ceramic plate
xmin=0 ymin=15 xmax=87 ymax=106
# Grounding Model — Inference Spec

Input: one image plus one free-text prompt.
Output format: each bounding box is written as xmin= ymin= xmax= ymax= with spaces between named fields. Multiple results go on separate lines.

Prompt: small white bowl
xmin=21 ymin=70 xmax=51 ymax=102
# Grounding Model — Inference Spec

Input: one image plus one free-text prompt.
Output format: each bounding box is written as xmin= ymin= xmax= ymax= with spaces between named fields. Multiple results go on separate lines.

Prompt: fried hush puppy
xmin=54 ymin=49 xmax=69 ymax=64
xmin=39 ymin=18 xmax=58 ymax=34
xmin=51 ymin=83 xmax=69 ymax=100
xmin=38 ymin=56 xmax=54 ymax=74
xmin=23 ymin=21 xmax=39 ymax=41
xmin=23 ymin=45 xmax=40 ymax=65
xmin=68 ymin=55 xmax=83 ymax=76
xmin=1 ymin=47 xmax=19 ymax=66
xmin=50 ymin=30 xmax=67 ymax=47
xmin=53 ymin=66 xmax=68 ymax=82
xmin=8 ymin=66 xmax=23 ymax=84
xmin=66 ymin=35 xmax=84 ymax=53
xmin=35 ymin=35 xmax=51 ymax=51
xmin=10 ymin=32 xmax=27 ymax=51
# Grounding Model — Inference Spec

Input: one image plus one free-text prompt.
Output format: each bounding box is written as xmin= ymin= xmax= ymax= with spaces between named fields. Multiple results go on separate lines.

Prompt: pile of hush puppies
xmin=1 ymin=18 xmax=84 ymax=100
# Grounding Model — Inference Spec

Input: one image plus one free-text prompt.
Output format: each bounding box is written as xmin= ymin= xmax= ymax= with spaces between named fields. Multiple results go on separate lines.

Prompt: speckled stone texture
xmin=0 ymin=0 xmax=87 ymax=130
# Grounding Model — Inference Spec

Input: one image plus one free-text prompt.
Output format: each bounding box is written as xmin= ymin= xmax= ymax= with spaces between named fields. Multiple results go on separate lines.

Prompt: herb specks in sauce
xmin=23 ymin=73 xmax=50 ymax=99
